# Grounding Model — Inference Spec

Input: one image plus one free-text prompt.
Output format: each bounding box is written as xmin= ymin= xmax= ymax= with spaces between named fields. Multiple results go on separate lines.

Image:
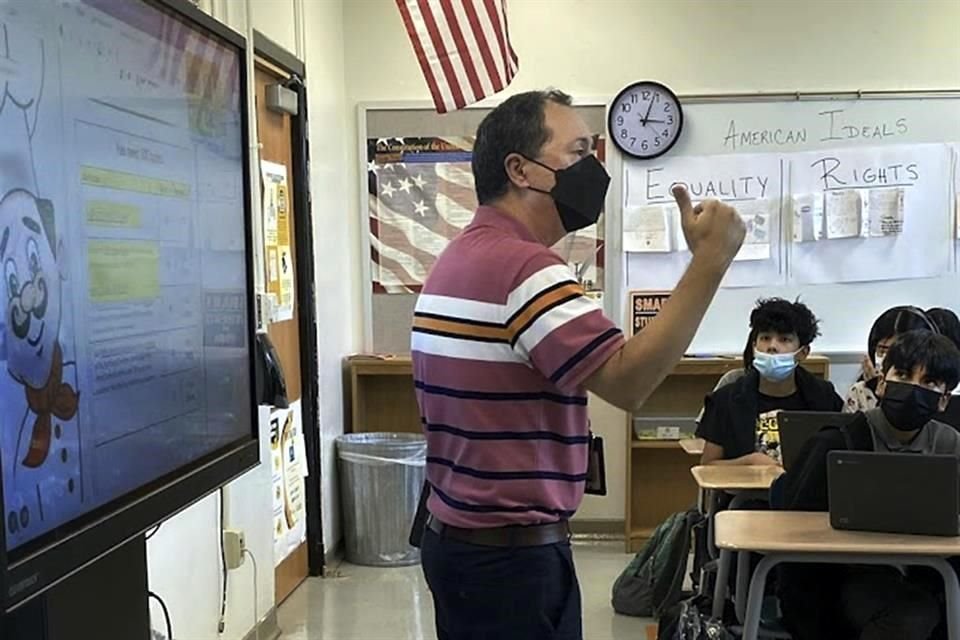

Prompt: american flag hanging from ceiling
xmin=394 ymin=0 xmax=520 ymax=113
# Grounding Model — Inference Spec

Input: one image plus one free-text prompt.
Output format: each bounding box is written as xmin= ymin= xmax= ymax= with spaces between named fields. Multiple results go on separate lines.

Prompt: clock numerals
xmin=640 ymin=90 xmax=660 ymax=104
xmin=654 ymin=137 xmax=661 ymax=147
xmin=667 ymin=115 xmax=674 ymax=125
xmin=616 ymin=115 xmax=624 ymax=126
xmin=620 ymin=129 xmax=628 ymax=139
xmin=664 ymin=103 xmax=671 ymax=112
xmin=621 ymin=103 xmax=632 ymax=113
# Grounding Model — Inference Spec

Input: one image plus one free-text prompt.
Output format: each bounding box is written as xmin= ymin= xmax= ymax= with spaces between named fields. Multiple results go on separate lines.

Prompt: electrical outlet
xmin=223 ymin=529 xmax=246 ymax=570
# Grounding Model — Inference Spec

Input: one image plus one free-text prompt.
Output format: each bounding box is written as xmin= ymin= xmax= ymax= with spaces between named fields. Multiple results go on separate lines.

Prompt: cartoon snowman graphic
xmin=0 ymin=189 xmax=82 ymax=545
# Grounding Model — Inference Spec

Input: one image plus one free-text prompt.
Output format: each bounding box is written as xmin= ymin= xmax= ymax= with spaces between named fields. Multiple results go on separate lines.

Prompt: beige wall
xmin=344 ymin=0 xmax=960 ymax=102
xmin=342 ymin=0 xmax=960 ymax=523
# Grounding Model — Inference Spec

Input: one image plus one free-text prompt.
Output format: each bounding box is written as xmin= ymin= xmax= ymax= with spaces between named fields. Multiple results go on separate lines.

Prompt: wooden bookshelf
xmin=347 ymin=356 xmax=420 ymax=434
xmin=624 ymin=356 xmax=830 ymax=552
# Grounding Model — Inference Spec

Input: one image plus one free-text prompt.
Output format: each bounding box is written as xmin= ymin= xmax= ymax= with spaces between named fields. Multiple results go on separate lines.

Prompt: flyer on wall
xmin=261 ymin=161 xmax=295 ymax=321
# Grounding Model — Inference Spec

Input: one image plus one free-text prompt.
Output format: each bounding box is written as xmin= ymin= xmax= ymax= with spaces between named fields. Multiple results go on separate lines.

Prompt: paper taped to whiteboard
xmin=623 ymin=204 xmax=673 ymax=253
xmin=792 ymin=193 xmax=825 ymax=243
xmin=733 ymin=198 xmax=774 ymax=261
xmin=867 ymin=188 xmax=905 ymax=237
xmin=824 ymin=189 xmax=865 ymax=239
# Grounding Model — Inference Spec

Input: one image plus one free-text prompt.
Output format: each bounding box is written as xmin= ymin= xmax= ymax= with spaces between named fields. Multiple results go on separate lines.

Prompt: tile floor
xmin=277 ymin=541 xmax=657 ymax=640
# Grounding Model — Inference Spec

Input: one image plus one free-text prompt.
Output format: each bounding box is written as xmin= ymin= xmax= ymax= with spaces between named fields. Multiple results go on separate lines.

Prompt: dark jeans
xmin=421 ymin=527 xmax=582 ymax=640
xmin=840 ymin=566 xmax=941 ymax=640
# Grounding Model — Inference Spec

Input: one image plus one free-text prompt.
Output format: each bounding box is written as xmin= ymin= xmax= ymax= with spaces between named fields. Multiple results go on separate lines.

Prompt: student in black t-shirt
xmin=697 ymin=298 xmax=844 ymax=466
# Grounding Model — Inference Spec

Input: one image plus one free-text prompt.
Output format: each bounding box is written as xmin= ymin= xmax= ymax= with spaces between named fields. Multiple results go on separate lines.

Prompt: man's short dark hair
xmin=882 ymin=330 xmax=960 ymax=392
xmin=472 ymin=89 xmax=573 ymax=204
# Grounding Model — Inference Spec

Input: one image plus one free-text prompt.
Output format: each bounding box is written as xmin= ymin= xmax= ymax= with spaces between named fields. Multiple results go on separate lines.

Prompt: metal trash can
xmin=336 ymin=432 xmax=426 ymax=566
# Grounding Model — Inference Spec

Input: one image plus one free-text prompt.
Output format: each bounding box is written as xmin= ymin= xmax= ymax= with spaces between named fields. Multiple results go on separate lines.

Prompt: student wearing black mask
xmin=843 ymin=306 xmax=939 ymax=413
xmin=777 ymin=330 xmax=960 ymax=640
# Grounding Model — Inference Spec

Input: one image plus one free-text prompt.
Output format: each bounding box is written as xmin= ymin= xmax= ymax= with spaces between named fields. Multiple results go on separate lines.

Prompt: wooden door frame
xmin=253 ymin=31 xmax=325 ymax=577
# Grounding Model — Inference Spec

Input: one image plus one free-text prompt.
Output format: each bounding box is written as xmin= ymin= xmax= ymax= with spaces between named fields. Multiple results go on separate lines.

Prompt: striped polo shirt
xmin=411 ymin=206 xmax=625 ymax=528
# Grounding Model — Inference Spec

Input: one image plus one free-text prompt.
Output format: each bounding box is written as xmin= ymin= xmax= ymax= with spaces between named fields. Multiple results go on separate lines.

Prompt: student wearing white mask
xmin=697 ymin=298 xmax=844 ymax=465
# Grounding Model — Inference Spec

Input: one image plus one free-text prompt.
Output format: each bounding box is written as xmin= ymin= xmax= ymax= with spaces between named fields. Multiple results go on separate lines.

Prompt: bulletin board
xmin=607 ymin=91 xmax=960 ymax=355
xmin=358 ymin=100 xmax=609 ymax=354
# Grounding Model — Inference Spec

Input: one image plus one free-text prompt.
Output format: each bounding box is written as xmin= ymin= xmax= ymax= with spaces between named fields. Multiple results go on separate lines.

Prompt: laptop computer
xmin=828 ymin=451 xmax=960 ymax=536
xmin=777 ymin=411 xmax=856 ymax=471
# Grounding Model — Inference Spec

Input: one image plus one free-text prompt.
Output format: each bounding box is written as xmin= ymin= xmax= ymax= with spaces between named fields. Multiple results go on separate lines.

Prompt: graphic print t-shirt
xmin=755 ymin=392 xmax=807 ymax=464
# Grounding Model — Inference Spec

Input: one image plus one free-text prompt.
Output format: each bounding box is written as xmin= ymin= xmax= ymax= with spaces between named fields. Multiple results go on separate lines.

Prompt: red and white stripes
xmin=395 ymin=0 xmax=519 ymax=113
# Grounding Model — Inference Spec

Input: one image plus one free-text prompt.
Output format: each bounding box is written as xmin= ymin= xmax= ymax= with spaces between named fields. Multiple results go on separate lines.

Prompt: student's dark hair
xmin=867 ymin=307 xmax=905 ymax=358
xmin=867 ymin=306 xmax=937 ymax=358
xmin=927 ymin=308 xmax=960 ymax=351
xmin=472 ymin=89 xmax=573 ymax=204
xmin=881 ymin=330 xmax=960 ymax=392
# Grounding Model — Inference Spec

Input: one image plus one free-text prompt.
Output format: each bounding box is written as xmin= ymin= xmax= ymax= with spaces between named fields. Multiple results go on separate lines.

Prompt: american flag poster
xmin=368 ymin=136 xmax=605 ymax=294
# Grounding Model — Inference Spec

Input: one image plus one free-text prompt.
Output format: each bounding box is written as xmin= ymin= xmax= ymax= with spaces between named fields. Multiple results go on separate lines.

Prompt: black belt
xmin=427 ymin=515 xmax=571 ymax=548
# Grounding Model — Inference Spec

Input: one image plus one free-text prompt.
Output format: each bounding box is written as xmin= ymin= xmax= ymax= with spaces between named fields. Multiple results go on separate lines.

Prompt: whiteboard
xmin=606 ymin=94 xmax=960 ymax=354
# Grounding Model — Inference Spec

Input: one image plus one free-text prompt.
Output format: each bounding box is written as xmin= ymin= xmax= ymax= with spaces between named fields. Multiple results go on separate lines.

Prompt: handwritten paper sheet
xmin=867 ymin=188 xmax=905 ymax=237
xmin=792 ymin=193 xmax=825 ymax=243
xmin=733 ymin=198 xmax=774 ymax=261
xmin=623 ymin=204 xmax=673 ymax=252
xmin=824 ymin=189 xmax=865 ymax=239
xmin=791 ymin=144 xmax=950 ymax=284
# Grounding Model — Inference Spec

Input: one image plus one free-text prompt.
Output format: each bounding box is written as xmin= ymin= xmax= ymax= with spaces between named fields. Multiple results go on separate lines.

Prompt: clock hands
xmin=640 ymin=97 xmax=655 ymax=126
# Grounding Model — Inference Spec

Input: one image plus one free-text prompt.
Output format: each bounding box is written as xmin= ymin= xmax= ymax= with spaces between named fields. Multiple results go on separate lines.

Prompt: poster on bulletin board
xmin=261 ymin=161 xmax=295 ymax=322
xmin=367 ymin=136 xmax=606 ymax=294
xmin=628 ymin=290 xmax=672 ymax=336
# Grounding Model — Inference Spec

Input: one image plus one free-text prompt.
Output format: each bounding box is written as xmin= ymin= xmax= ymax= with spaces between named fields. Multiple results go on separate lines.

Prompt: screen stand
xmin=6 ymin=535 xmax=150 ymax=640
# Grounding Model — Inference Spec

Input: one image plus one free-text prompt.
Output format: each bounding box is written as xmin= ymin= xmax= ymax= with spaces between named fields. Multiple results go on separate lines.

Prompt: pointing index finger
xmin=672 ymin=185 xmax=695 ymax=224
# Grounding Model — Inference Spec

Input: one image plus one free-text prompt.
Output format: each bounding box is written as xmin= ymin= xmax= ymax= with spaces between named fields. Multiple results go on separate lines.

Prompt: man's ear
xmin=795 ymin=345 xmax=811 ymax=362
xmin=503 ymin=152 xmax=531 ymax=190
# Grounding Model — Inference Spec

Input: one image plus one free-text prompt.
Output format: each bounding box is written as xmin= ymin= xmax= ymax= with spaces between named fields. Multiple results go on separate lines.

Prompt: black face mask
xmin=880 ymin=380 xmax=943 ymax=432
xmin=525 ymin=155 xmax=610 ymax=232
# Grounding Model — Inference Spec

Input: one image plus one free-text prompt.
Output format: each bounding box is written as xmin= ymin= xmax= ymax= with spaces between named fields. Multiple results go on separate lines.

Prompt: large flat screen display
xmin=0 ymin=0 xmax=253 ymax=558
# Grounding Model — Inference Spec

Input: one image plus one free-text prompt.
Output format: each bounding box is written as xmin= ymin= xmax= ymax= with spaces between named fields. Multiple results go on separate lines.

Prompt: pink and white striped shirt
xmin=412 ymin=206 xmax=624 ymax=528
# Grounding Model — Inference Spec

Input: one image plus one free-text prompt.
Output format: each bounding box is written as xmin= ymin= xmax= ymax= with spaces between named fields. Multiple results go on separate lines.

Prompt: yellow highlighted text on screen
xmin=85 ymin=201 xmax=142 ymax=228
xmin=81 ymin=165 xmax=190 ymax=198
xmin=88 ymin=240 xmax=160 ymax=302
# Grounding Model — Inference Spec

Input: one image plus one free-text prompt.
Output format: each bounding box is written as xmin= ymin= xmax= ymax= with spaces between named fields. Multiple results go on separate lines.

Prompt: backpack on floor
xmin=657 ymin=595 xmax=735 ymax=640
xmin=611 ymin=507 xmax=702 ymax=618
